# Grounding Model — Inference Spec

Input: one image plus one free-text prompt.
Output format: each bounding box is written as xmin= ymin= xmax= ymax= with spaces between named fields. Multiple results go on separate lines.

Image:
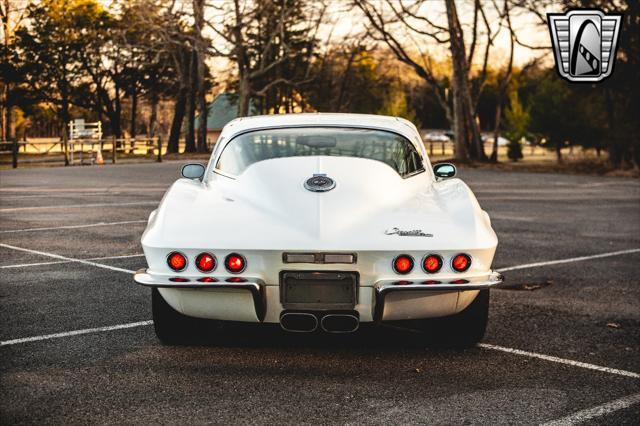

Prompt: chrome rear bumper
xmin=373 ymin=271 xmax=503 ymax=321
xmin=133 ymin=269 xmax=502 ymax=324
xmin=134 ymin=269 xmax=266 ymax=321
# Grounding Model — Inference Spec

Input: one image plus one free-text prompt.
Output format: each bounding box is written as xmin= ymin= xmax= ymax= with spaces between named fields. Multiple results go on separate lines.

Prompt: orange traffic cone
xmin=95 ymin=147 xmax=104 ymax=165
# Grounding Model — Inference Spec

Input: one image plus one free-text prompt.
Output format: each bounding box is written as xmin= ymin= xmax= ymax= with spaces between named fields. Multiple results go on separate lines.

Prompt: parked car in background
xmin=423 ymin=130 xmax=452 ymax=142
xmin=482 ymin=135 xmax=511 ymax=147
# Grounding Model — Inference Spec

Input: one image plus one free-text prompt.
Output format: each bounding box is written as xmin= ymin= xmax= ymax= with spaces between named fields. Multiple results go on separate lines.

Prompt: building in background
xmin=204 ymin=93 xmax=259 ymax=144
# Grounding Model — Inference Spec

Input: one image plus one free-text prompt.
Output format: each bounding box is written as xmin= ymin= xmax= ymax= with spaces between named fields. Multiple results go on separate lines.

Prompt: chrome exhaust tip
xmin=320 ymin=314 xmax=359 ymax=333
xmin=280 ymin=312 xmax=318 ymax=333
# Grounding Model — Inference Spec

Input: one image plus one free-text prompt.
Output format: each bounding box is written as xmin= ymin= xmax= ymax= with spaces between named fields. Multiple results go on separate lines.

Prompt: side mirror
xmin=433 ymin=163 xmax=456 ymax=179
xmin=181 ymin=163 xmax=205 ymax=180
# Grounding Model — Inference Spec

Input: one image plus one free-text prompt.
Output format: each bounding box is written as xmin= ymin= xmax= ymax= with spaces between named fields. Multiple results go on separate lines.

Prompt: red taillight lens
xmin=452 ymin=254 xmax=471 ymax=272
xmin=167 ymin=252 xmax=187 ymax=271
xmin=195 ymin=252 xmax=216 ymax=272
xmin=197 ymin=277 xmax=217 ymax=283
xmin=226 ymin=277 xmax=247 ymax=283
xmin=225 ymin=253 xmax=246 ymax=273
xmin=393 ymin=255 xmax=414 ymax=274
xmin=423 ymin=254 xmax=443 ymax=273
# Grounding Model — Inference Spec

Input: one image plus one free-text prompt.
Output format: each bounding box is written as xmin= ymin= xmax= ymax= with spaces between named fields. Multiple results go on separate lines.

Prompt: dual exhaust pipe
xmin=280 ymin=312 xmax=359 ymax=333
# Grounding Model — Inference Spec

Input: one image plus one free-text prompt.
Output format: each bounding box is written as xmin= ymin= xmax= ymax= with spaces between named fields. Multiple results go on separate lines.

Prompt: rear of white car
xmin=134 ymin=113 xmax=502 ymax=346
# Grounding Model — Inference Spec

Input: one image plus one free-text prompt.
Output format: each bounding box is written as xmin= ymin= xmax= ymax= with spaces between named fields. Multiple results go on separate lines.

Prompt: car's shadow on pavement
xmin=173 ymin=321 xmax=478 ymax=354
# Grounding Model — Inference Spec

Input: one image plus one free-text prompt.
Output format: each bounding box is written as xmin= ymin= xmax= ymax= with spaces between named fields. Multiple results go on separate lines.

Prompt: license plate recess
xmin=280 ymin=271 xmax=358 ymax=310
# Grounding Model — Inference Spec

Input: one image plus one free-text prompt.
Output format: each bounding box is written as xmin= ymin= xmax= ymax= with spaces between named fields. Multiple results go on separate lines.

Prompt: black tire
xmin=152 ymin=288 xmax=210 ymax=345
xmin=412 ymin=289 xmax=490 ymax=348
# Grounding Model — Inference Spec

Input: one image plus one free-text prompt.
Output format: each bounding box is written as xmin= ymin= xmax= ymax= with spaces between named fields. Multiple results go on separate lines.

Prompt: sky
xmin=201 ymin=0 xmax=559 ymax=79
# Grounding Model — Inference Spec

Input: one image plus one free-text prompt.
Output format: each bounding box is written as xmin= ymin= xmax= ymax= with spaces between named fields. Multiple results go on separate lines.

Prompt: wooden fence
xmin=0 ymin=137 xmax=164 ymax=168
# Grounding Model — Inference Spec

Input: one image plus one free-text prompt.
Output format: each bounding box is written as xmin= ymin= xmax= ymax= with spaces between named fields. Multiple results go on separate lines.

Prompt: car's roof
xmin=221 ymin=113 xmax=420 ymax=140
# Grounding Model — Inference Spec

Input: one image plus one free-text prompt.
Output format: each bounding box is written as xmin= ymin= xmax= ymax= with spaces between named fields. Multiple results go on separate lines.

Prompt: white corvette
xmin=134 ymin=113 xmax=502 ymax=346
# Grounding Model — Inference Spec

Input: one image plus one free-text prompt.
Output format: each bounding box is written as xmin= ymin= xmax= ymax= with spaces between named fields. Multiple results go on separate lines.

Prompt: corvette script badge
xmin=385 ymin=227 xmax=433 ymax=237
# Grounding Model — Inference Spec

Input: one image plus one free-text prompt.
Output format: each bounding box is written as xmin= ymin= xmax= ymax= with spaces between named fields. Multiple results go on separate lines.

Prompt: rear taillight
xmin=452 ymin=254 xmax=471 ymax=272
xmin=422 ymin=254 xmax=443 ymax=273
xmin=225 ymin=253 xmax=246 ymax=273
xmin=197 ymin=277 xmax=217 ymax=283
xmin=195 ymin=252 xmax=216 ymax=272
xmin=167 ymin=252 xmax=187 ymax=271
xmin=393 ymin=255 xmax=414 ymax=274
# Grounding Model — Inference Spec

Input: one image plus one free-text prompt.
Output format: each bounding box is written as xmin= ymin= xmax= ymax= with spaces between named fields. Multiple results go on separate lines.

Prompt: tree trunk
xmin=149 ymin=88 xmax=158 ymax=139
xmin=130 ymin=87 xmax=137 ymax=145
xmin=238 ymin=76 xmax=251 ymax=117
xmin=555 ymin=140 xmax=563 ymax=164
xmin=167 ymin=88 xmax=187 ymax=153
xmin=451 ymin=86 xmax=468 ymax=162
xmin=490 ymin=103 xmax=502 ymax=162
xmin=184 ymin=91 xmax=196 ymax=152
xmin=197 ymin=95 xmax=208 ymax=152
xmin=445 ymin=0 xmax=486 ymax=162
xmin=193 ymin=0 xmax=209 ymax=153
xmin=2 ymin=84 xmax=11 ymax=141
xmin=61 ymin=100 xmax=71 ymax=166
xmin=195 ymin=49 xmax=208 ymax=152
xmin=113 ymin=84 xmax=123 ymax=142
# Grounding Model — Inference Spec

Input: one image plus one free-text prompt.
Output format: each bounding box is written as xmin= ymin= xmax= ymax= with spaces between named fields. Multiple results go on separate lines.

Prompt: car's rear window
xmin=215 ymin=127 xmax=424 ymax=177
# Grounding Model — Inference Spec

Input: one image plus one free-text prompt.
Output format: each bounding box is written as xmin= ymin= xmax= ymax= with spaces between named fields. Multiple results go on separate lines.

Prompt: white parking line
xmin=541 ymin=393 xmax=640 ymax=425
xmin=478 ymin=344 xmax=640 ymax=379
xmin=500 ymin=248 xmax=640 ymax=272
xmin=0 ymin=242 xmax=639 ymax=384
xmin=0 ymin=253 xmax=144 ymax=269
xmin=0 ymin=201 xmax=158 ymax=213
xmin=0 ymin=321 xmax=153 ymax=346
xmin=0 ymin=243 xmax=135 ymax=274
xmin=0 ymin=220 xmax=147 ymax=234
xmin=0 ymin=189 xmax=166 ymax=199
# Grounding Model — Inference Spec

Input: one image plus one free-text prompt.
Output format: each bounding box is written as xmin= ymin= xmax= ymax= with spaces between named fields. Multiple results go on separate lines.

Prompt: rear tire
xmin=152 ymin=288 xmax=210 ymax=345
xmin=413 ymin=290 xmax=490 ymax=348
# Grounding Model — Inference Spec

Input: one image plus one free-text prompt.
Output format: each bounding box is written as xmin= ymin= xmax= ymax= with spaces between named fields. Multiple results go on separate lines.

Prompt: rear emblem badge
xmin=304 ymin=174 xmax=336 ymax=192
xmin=385 ymin=227 xmax=433 ymax=237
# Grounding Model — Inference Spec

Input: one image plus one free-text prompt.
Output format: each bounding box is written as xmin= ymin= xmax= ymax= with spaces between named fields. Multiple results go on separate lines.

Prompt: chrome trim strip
xmin=373 ymin=271 xmax=504 ymax=322
xmin=133 ymin=269 xmax=266 ymax=321
xmin=282 ymin=252 xmax=357 ymax=264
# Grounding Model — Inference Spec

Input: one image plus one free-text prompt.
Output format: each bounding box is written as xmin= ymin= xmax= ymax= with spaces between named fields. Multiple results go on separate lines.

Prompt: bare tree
xmin=207 ymin=0 xmax=326 ymax=116
xmin=1 ymin=0 xmax=30 ymax=141
xmin=489 ymin=0 xmax=515 ymax=161
xmin=355 ymin=0 xmax=516 ymax=162
xmin=193 ymin=0 xmax=208 ymax=152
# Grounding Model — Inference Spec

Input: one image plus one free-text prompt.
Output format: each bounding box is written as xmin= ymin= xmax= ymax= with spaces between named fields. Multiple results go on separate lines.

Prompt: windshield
xmin=215 ymin=127 xmax=424 ymax=177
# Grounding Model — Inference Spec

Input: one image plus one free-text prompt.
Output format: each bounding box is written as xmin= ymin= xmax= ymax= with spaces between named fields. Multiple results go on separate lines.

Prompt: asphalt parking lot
xmin=0 ymin=162 xmax=638 ymax=424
